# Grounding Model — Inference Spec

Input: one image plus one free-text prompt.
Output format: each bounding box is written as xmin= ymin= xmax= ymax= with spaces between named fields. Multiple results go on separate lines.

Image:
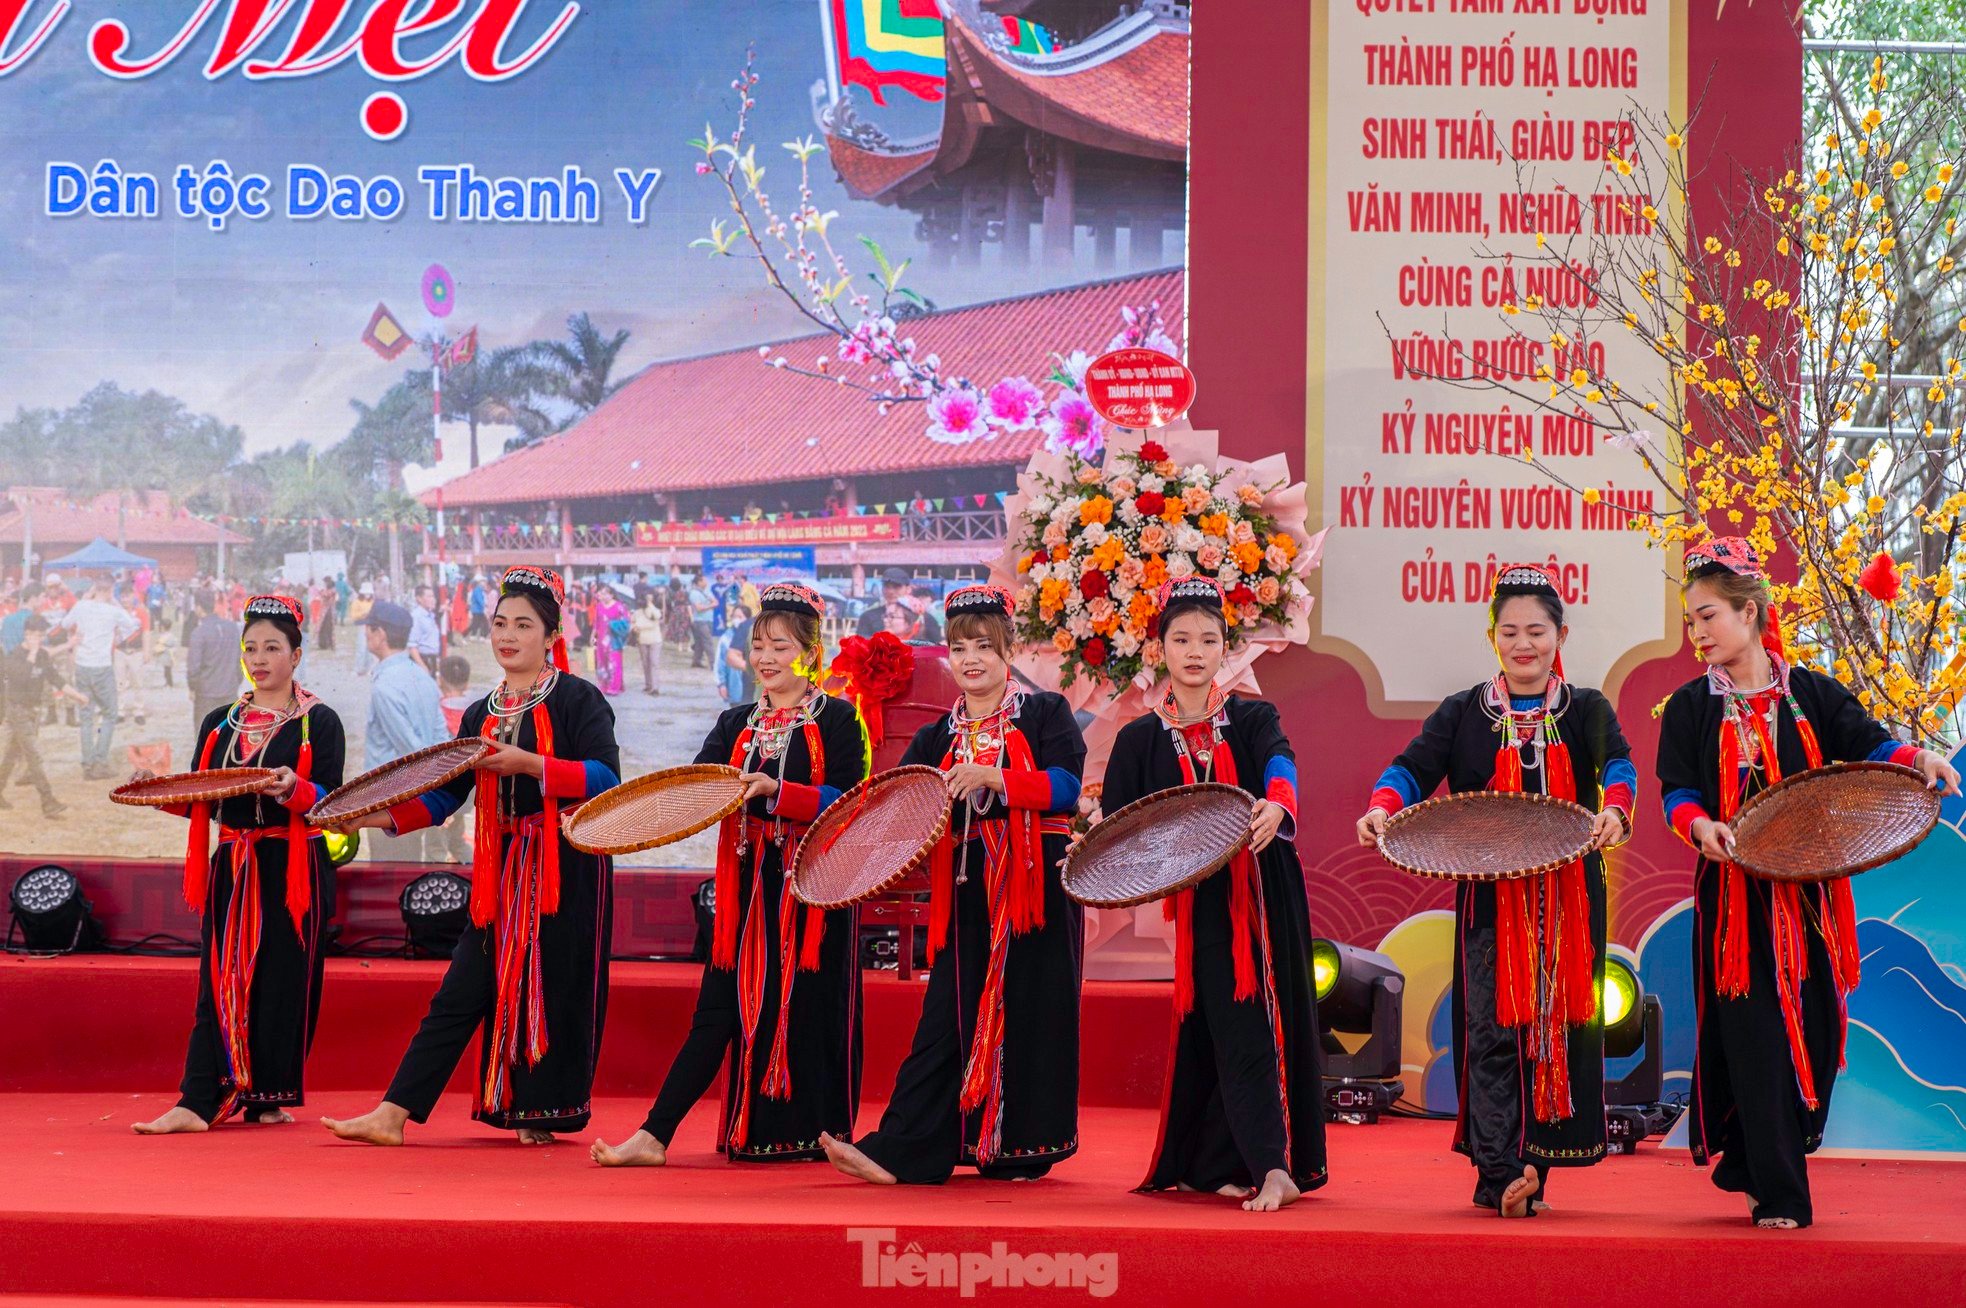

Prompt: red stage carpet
xmin=3 ymin=957 xmax=1964 ymax=1306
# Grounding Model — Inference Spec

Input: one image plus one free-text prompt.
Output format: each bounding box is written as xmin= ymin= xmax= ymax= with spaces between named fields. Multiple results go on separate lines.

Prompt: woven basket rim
xmin=1063 ymin=781 xmax=1255 ymax=908
xmin=1731 ymin=761 xmax=1940 ymax=882
xmin=306 ymin=738 xmax=492 ymax=825
xmin=110 ymin=767 xmax=276 ymax=807
xmin=790 ymin=764 xmax=952 ymax=909
xmin=560 ymin=763 xmax=746 ymax=855
xmin=1378 ymin=789 xmax=1597 ymax=882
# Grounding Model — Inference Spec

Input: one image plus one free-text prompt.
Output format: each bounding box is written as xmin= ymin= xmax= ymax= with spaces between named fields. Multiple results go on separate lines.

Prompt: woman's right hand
xmin=128 ymin=768 xmax=157 ymax=784
xmin=321 ymin=811 xmax=396 ymax=836
xmin=1689 ymin=817 xmax=1737 ymax=863
xmin=1355 ymin=807 xmax=1390 ymax=847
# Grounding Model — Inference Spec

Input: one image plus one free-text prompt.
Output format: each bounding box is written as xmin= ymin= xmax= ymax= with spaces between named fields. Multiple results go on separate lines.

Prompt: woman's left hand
xmin=259 ymin=766 xmax=300 ymax=803
xmin=736 ymin=771 xmax=779 ymax=803
xmin=1248 ymin=799 xmax=1287 ymax=854
xmin=1588 ymin=808 xmax=1627 ymax=851
xmin=479 ymin=741 xmax=544 ymax=778
xmin=1917 ymin=750 xmax=1963 ymax=797
xmin=945 ymin=763 xmax=1004 ymax=805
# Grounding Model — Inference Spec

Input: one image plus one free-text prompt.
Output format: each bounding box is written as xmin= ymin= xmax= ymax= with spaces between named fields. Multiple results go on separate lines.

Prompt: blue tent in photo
xmin=46 ymin=537 xmax=157 ymax=572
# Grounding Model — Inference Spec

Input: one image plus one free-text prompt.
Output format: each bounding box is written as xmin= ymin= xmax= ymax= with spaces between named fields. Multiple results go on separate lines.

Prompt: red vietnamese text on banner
xmin=1082 ymin=348 xmax=1195 ymax=429
xmin=631 ymin=516 xmax=903 ymax=548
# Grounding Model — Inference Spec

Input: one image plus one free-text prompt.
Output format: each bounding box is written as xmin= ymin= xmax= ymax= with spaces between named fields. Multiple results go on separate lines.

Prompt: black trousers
xmin=1705 ymin=987 xmax=1824 ymax=1226
xmin=1155 ymin=927 xmax=1290 ymax=1190
xmin=1461 ymin=926 xmax=1548 ymax=1212
xmin=643 ymin=962 xmax=738 ymax=1143
xmin=176 ymin=842 xmax=328 ymax=1123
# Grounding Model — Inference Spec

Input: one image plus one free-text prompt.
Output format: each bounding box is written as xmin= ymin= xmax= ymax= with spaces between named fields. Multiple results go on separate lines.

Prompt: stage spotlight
xmin=1312 ymin=937 xmax=1406 ymax=1122
xmin=7 ymin=864 xmax=102 ymax=954
xmin=691 ymin=876 xmax=716 ymax=962
xmin=1600 ymin=953 xmax=1681 ymax=1151
xmin=1601 ymin=956 xmax=1644 ymax=1059
xmin=400 ymin=871 xmax=470 ymax=958
xmin=322 ymin=827 xmax=360 ymax=868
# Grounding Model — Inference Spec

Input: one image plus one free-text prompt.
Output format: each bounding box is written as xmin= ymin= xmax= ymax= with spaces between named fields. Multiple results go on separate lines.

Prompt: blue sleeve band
xmin=1602 ymin=757 xmax=1638 ymax=794
xmin=1048 ymin=767 xmax=1081 ymax=814
xmin=582 ymin=760 xmax=620 ymax=799
xmin=421 ymin=788 xmax=465 ymax=825
xmin=1663 ymin=786 xmax=1704 ymax=823
xmin=815 ymin=784 xmax=842 ymax=813
xmin=1375 ymin=765 xmax=1421 ymax=807
xmin=1263 ymin=755 xmax=1299 ymax=792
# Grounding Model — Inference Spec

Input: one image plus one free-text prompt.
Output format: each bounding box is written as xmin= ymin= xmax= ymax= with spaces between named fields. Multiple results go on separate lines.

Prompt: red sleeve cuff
xmin=1264 ymin=776 xmax=1298 ymax=824
xmin=773 ymin=781 xmax=821 ymax=825
xmin=1668 ymin=800 xmax=1709 ymax=846
xmin=1890 ymin=743 xmax=1921 ymax=768
xmin=1003 ymin=769 xmax=1052 ymax=811
xmin=279 ymin=780 xmax=319 ymax=814
xmin=1369 ymin=786 xmax=1405 ymax=816
xmin=1600 ymin=783 xmax=1633 ymax=819
xmin=541 ymin=756 xmax=588 ymax=799
xmin=387 ymin=798 xmax=435 ymax=835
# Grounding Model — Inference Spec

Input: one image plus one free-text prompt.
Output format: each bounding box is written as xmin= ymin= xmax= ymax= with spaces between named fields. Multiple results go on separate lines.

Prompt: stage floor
xmin=2 ymin=1092 xmax=1963 ymax=1306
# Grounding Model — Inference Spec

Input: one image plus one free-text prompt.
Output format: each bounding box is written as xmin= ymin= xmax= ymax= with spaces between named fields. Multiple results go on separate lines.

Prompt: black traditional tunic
xmin=639 ymin=693 xmax=869 ymax=1160
xmin=173 ymin=698 xmax=345 ymax=1123
xmin=1101 ymin=696 xmax=1329 ymax=1196
xmin=1656 ymin=665 xmax=1912 ymax=1227
xmin=1372 ymin=681 xmax=1634 ymax=1210
xmin=381 ymin=672 xmax=619 ymax=1132
xmin=855 ymin=689 xmax=1086 ymax=1183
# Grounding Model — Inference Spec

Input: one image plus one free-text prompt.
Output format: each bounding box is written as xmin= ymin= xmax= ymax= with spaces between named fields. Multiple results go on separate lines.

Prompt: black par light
xmin=1600 ymin=954 xmax=1679 ymax=1150
xmin=1312 ymin=937 xmax=1406 ymax=1121
xmin=400 ymin=870 xmax=471 ymax=958
xmin=691 ymin=876 xmax=716 ymax=962
xmin=8 ymin=864 xmax=101 ymax=954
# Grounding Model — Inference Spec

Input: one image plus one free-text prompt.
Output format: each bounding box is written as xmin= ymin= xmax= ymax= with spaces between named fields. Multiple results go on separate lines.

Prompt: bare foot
xmin=321 ymin=1103 xmax=409 ymax=1146
xmin=1500 ymin=1165 xmax=1539 ymax=1218
xmin=1173 ymin=1182 xmax=1249 ymax=1197
xmin=1756 ymin=1217 xmax=1801 ymax=1230
xmin=517 ymin=1128 xmax=555 ymax=1145
xmin=591 ymin=1130 xmax=668 ymax=1167
xmin=1242 ymin=1169 xmax=1301 ymax=1213
xmin=248 ymin=1108 xmax=295 ymax=1124
xmin=132 ymin=1107 xmax=208 ymax=1136
xmin=820 ymin=1131 xmax=897 ymax=1185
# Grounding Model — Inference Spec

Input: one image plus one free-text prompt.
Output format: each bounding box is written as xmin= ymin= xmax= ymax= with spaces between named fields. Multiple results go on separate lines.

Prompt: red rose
xmin=1079 ymin=569 xmax=1110 ymax=600
xmin=1138 ymin=440 xmax=1168 ymax=463
xmin=1228 ymin=584 xmax=1257 ymax=606
xmin=1082 ymin=637 xmax=1109 ymax=666
xmin=1135 ymin=491 xmax=1166 ymax=516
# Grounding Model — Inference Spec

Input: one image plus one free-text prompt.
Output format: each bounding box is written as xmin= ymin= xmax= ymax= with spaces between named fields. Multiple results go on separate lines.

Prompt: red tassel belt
xmin=725 ymin=814 xmax=838 ymax=1153
xmin=482 ymin=812 xmax=553 ymax=1116
xmin=207 ymin=825 xmax=300 ymax=1121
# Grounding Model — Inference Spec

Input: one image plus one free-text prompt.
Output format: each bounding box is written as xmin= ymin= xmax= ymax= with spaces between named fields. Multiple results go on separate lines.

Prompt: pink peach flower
xmin=1138 ymin=523 xmax=1170 ymax=553
xmin=1196 ymin=544 xmax=1225 ymax=571
xmin=1181 ymin=485 xmax=1212 ymax=514
xmin=1265 ymin=544 xmax=1292 ymax=573
xmin=1255 ymin=576 xmax=1281 ymax=605
xmin=1230 ymin=520 xmax=1257 ymax=546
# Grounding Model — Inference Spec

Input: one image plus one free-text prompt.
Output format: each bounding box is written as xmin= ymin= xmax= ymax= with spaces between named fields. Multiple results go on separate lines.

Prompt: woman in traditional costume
xmin=133 ymin=594 xmax=346 ymax=1134
xmin=1095 ymin=577 xmax=1327 ymax=1211
xmin=1657 ymin=538 xmax=1959 ymax=1228
xmin=591 ymin=582 xmax=869 ymax=1166
xmin=821 ymin=584 xmax=1086 ymax=1185
xmin=321 ymin=565 xmax=620 ymax=1144
xmin=1355 ymin=563 xmax=1635 ymax=1216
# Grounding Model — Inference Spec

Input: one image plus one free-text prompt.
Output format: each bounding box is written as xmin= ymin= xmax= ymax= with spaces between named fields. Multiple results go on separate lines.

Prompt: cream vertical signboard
xmin=1316 ymin=1 xmax=1681 ymax=710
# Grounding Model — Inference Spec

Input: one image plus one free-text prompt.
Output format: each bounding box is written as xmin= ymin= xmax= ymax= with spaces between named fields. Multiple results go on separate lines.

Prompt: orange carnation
xmin=1142 ymin=556 xmax=1169 ymax=589
xmin=1199 ymin=512 xmax=1231 ymax=538
xmin=1052 ymin=628 xmax=1076 ymax=653
xmin=1268 ymin=532 xmax=1299 ymax=561
xmin=1079 ymin=496 xmax=1114 ymax=527
xmin=1232 ymin=541 xmax=1265 ymax=574
xmin=1159 ymin=498 xmax=1186 ymax=524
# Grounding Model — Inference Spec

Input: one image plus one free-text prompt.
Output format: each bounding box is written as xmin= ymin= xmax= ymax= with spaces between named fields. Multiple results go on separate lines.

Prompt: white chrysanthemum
xmin=1173 ymin=524 xmax=1204 ymax=553
xmin=1067 ymin=613 xmax=1094 ymax=639
xmin=1139 ymin=474 xmax=1166 ymax=494
xmin=1217 ymin=563 xmax=1240 ymax=586
xmin=1114 ymin=629 xmax=1142 ymax=657
xmin=1081 ymin=522 xmax=1108 ymax=547
xmin=1167 ymin=552 xmax=1195 ymax=578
